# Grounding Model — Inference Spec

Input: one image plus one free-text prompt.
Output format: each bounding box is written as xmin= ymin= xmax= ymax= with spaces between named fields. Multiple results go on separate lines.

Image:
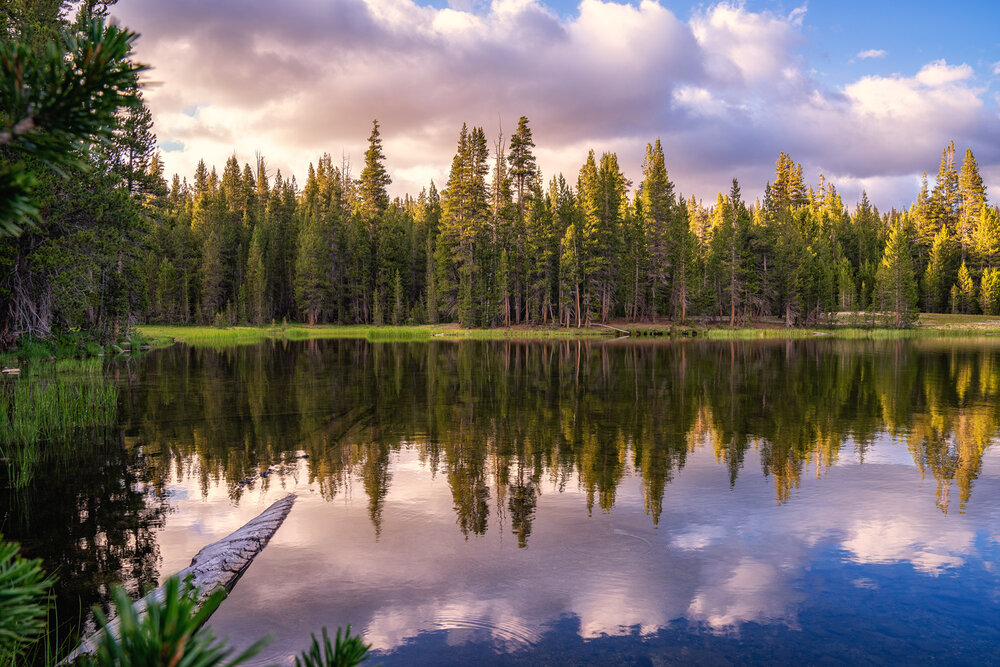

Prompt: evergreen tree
xmin=246 ymin=224 xmax=268 ymax=324
xmin=498 ymin=248 xmax=511 ymax=326
xmin=425 ymin=235 xmax=438 ymax=324
xmin=294 ymin=210 xmax=333 ymax=324
xmin=359 ymin=120 xmax=392 ymax=322
xmin=837 ymin=256 xmax=856 ymax=312
xmin=359 ymin=119 xmax=391 ymax=220
xmin=930 ymin=142 xmax=960 ymax=252
xmin=955 ymin=261 xmax=976 ymax=314
xmin=508 ymin=116 xmax=537 ymax=227
xmin=872 ymin=223 xmax=918 ymax=328
xmin=392 ymin=268 xmax=404 ymax=325
xmin=958 ymin=148 xmax=986 ymax=260
xmin=440 ymin=124 xmax=489 ymax=327
xmin=980 ymin=267 xmax=1000 ymax=316
xmin=973 ymin=206 xmax=1000 ymax=268
xmin=641 ymin=139 xmax=675 ymax=319
xmin=922 ymin=225 xmax=956 ymax=313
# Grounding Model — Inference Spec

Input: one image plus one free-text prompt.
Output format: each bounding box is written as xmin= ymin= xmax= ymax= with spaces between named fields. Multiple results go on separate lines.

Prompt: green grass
xmin=136 ymin=312 xmax=1000 ymax=349
xmin=0 ymin=359 xmax=118 ymax=488
xmin=139 ymin=323 xmax=609 ymax=347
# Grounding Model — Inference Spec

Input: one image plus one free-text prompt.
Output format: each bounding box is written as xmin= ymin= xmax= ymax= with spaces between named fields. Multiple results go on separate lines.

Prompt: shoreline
xmin=138 ymin=313 xmax=1000 ymax=348
xmin=5 ymin=313 xmax=1000 ymax=363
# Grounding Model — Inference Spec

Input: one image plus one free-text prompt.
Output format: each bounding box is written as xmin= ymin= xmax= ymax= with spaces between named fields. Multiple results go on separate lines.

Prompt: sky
xmin=110 ymin=0 xmax=1000 ymax=209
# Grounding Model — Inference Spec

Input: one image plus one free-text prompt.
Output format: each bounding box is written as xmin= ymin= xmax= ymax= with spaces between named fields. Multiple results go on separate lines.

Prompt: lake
xmin=3 ymin=337 xmax=1000 ymax=665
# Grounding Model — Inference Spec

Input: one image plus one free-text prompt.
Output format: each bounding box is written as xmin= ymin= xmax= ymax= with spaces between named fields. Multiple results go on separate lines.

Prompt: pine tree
xmin=973 ymin=206 xmax=1000 ymax=268
xmin=498 ymin=248 xmax=511 ymax=326
xmin=440 ymin=124 xmax=489 ymax=327
xmin=980 ymin=267 xmax=1000 ymax=316
xmin=359 ymin=119 xmax=391 ymax=220
xmin=359 ymin=120 xmax=392 ymax=322
xmin=425 ymin=235 xmax=438 ymax=324
xmin=956 ymin=261 xmax=976 ymax=314
xmin=246 ymin=224 xmax=268 ymax=324
xmin=837 ymin=256 xmax=856 ymax=312
xmin=641 ymin=139 xmax=675 ymax=319
xmin=922 ymin=225 xmax=956 ymax=313
xmin=508 ymin=116 xmax=537 ymax=226
xmin=109 ymin=92 xmax=157 ymax=196
xmin=912 ymin=172 xmax=937 ymax=255
xmin=372 ymin=288 xmax=383 ymax=326
xmin=294 ymin=211 xmax=333 ymax=325
xmin=872 ymin=222 xmax=918 ymax=328
xmin=560 ymin=218 xmax=583 ymax=327
xmin=930 ymin=142 xmax=960 ymax=251
xmin=392 ymin=268 xmax=404 ymax=325
xmin=958 ymin=148 xmax=986 ymax=260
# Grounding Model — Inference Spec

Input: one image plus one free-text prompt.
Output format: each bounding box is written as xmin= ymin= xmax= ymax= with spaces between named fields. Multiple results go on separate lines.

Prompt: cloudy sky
xmin=111 ymin=0 xmax=1000 ymax=208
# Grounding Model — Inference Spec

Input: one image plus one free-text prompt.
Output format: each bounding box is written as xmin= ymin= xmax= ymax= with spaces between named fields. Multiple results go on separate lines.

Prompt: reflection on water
xmin=3 ymin=338 xmax=1000 ymax=663
xmin=127 ymin=338 xmax=999 ymax=519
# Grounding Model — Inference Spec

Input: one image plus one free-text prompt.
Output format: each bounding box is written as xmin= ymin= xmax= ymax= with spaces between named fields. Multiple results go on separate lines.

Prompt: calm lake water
xmin=4 ymin=337 xmax=1000 ymax=664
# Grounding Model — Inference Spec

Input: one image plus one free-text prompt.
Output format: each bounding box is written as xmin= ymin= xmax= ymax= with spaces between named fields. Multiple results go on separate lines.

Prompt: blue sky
xmin=114 ymin=0 xmax=1000 ymax=208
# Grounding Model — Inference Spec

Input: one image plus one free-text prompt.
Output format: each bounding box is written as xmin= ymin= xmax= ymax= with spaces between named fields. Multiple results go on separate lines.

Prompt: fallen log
xmin=592 ymin=323 xmax=630 ymax=335
xmin=63 ymin=493 xmax=296 ymax=663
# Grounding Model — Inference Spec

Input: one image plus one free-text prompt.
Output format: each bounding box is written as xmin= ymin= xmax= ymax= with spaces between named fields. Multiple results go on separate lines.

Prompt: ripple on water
xmin=565 ymin=528 xmax=654 ymax=563
xmin=427 ymin=614 xmax=542 ymax=652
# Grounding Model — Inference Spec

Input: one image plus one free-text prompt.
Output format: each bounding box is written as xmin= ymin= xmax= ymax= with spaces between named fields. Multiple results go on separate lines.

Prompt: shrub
xmin=0 ymin=536 xmax=55 ymax=663
xmin=295 ymin=626 xmax=371 ymax=667
xmin=83 ymin=576 xmax=268 ymax=667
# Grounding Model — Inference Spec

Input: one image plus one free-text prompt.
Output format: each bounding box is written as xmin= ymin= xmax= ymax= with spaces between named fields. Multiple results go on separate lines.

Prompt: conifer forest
xmin=5 ymin=106 xmax=995 ymax=345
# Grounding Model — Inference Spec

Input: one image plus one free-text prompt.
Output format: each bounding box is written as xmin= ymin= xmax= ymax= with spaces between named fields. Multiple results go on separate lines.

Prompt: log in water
xmin=63 ymin=493 xmax=296 ymax=663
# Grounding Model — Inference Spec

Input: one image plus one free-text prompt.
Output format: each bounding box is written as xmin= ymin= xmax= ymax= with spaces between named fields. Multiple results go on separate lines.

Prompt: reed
xmin=0 ymin=362 xmax=118 ymax=488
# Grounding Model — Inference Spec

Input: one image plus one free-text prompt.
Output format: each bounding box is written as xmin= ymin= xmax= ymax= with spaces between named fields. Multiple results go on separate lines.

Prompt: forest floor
xmin=136 ymin=313 xmax=1000 ymax=348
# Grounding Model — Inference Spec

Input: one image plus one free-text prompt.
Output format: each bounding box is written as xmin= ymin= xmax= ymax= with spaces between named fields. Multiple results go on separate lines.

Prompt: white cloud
xmin=112 ymin=0 xmax=999 ymax=208
xmin=690 ymin=1 xmax=804 ymax=87
xmin=915 ymin=59 xmax=975 ymax=86
xmin=856 ymin=48 xmax=886 ymax=60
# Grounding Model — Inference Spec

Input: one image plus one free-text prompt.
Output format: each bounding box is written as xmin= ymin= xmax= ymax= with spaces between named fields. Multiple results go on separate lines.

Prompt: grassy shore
xmin=138 ymin=323 xmax=610 ymax=347
xmin=137 ymin=313 xmax=1000 ymax=348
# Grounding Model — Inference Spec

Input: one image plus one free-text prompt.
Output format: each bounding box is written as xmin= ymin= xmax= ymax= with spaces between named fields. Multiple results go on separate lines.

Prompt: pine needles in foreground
xmin=0 ymin=536 xmax=55 ymax=663
xmin=84 ymin=576 xmax=268 ymax=667
xmin=295 ymin=626 xmax=372 ymax=667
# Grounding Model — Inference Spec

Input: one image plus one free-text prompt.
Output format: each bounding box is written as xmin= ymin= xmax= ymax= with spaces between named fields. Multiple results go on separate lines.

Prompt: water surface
xmin=3 ymin=338 xmax=1000 ymax=664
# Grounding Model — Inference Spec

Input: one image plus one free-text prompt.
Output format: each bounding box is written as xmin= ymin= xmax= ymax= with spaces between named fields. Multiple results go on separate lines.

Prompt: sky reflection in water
xmin=137 ymin=339 xmax=1000 ymax=665
xmin=7 ymin=338 xmax=1000 ymax=664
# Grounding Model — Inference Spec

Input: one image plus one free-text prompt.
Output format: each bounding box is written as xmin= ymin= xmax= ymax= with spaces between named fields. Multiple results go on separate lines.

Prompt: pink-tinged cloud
xmin=113 ymin=0 xmax=999 ymax=208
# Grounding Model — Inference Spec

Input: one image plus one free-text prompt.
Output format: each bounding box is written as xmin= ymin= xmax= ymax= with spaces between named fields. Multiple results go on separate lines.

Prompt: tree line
xmin=133 ymin=121 xmax=993 ymax=331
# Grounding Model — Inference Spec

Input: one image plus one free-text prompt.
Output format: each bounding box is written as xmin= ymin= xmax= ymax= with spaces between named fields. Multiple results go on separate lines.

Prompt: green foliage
xmin=0 ymin=359 xmax=118 ymax=487
xmin=923 ymin=225 xmax=956 ymax=313
xmin=0 ymin=536 xmax=55 ymax=662
xmin=974 ymin=206 xmax=1000 ymax=267
xmin=979 ymin=267 xmax=1000 ymax=316
xmin=359 ymin=120 xmax=391 ymax=221
xmin=0 ymin=18 xmax=146 ymax=235
xmin=85 ymin=576 xmax=268 ymax=667
xmin=294 ymin=626 xmax=371 ymax=667
xmin=872 ymin=223 xmax=919 ymax=328
xmin=956 ymin=261 xmax=976 ymax=314
xmin=392 ymin=269 xmax=404 ymax=325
